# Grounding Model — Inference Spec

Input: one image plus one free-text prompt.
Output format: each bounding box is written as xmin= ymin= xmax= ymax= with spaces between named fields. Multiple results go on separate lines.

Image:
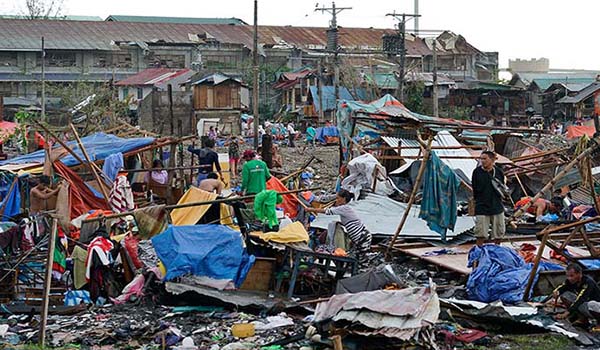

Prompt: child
xmin=227 ymin=136 xmax=241 ymax=180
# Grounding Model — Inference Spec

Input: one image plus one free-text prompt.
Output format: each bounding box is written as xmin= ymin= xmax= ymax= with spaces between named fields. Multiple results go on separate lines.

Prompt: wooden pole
xmin=82 ymin=187 xmax=321 ymax=223
xmin=385 ymin=136 xmax=433 ymax=258
xmin=39 ymin=218 xmax=58 ymax=347
xmin=511 ymin=142 xmax=598 ymax=221
xmin=69 ymin=124 xmax=112 ymax=206
xmin=522 ymin=225 xmax=552 ymax=301
xmin=514 ymin=173 xmax=529 ymax=197
xmin=587 ymin=157 xmax=600 ymax=213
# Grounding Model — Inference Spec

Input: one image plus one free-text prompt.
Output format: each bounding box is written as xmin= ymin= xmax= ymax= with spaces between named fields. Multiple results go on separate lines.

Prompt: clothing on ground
xmin=72 ymin=245 xmax=88 ymax=289
xmin=258 ymin=221 xmax=309 ymax=243
xmin=242 ymin=159 xmax=270 ymax=194
xmin=419 ymin=152 xmax=460 ymax=240
xmin=472 ymin=165 xmax=505 ymax=216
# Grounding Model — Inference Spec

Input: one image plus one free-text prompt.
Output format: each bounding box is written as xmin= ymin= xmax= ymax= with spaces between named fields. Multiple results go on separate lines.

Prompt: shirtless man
xmin=30 ymin=175 xmax=60 ymax=214
xmin=198 ymin=172 xmax=223 ymax=195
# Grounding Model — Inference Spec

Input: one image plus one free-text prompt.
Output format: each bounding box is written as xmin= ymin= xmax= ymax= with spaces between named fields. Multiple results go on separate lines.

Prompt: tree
xmin=21 ymin=0 xmax=64 ymax=20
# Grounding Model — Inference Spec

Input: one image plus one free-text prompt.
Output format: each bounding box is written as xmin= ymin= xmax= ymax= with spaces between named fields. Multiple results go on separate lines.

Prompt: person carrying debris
xmin=552 ymin=263 xmax=600 ymax=325
xmin=30 ymin=175 xmax=61 ymax=215
xmin=241 ymin=150 xmax=271 ymax=195
xmin=306 ymin=189 xmax=372 ymax=269
xmin=472 ymin=151 xmax=506 ymax=247
xmin=188 ymin=138 xmax=223 ymax=186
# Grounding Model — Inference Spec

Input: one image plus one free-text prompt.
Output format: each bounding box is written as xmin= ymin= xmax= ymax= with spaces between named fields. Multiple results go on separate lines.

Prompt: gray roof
xmin=557 ymin=82 xmax=600 ymax=104
xmin=105 ymin=15 xmax=247 ymax=25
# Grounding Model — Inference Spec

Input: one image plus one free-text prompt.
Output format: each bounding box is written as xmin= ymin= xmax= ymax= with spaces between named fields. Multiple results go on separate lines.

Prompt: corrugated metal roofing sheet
xmin=105 ymin=15 xmax=246 ymax=25
xmin=0 ymin=18 xmax=433 ymax=55
xmin=557 ymin=82 xmax=600 ymax=104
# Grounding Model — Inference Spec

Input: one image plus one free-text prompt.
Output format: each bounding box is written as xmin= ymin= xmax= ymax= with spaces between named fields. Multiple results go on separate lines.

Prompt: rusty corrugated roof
xmin=0 ymin=18 xmax=432 ymax=56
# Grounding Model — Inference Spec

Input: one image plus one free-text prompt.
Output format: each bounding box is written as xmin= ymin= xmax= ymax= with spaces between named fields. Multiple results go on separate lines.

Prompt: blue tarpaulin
xmin=467 ymin=245 xmax=563 ymax=303
xmin=0 ymin=133 xmax=154 ymax=167
xmin=419 ymin=153 xmax=460 ymax=240
xmin=151 ymin=224 xmax=255 ymax=287
xmin=315 ymin=126 xmax=340 ymax=144
xmin=0 ymin=178 xmax=21 ymax=220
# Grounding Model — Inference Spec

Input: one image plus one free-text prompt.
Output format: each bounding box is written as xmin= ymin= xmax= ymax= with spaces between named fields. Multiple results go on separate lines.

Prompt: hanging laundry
xmin=109 ymin=175 xmax=135 ymax=214
xmin=85 ymin=235 xmax=114 ymax=280
xmin=254 ymin=190 xmax=283 ymax=229
xmin=419 ymin=152 xmax=460 ymax=240
xmin=72 ymin=245 xmax=88 ymax=289
xmin=102 ymin=152 xmax=124 ymax=182
xmin=132 ymin=205 xmax=169 ymax=239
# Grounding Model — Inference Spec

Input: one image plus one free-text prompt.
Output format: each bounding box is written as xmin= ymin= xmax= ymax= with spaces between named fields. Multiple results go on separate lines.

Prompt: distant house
xmin=115 ymin=68 xmax=195 ymax=106
xmin=273 ymin=69 xmax=319 ymax=118
xmin=557 ymin=82 xmax=600 ymax=120
xmin=191 ymin=73 xmax=249 ymax=135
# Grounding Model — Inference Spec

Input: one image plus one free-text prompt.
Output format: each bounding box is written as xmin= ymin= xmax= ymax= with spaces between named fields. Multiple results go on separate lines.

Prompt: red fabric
xmin=266 ymin=176 xmax=299 ymax=219
xmin=53 ymin=161 xmax=110 ymax=219
xmin=124 ymin=234 xmax=142 ymax=269
xmin=566 ymin=125 xmax=595 ymax=139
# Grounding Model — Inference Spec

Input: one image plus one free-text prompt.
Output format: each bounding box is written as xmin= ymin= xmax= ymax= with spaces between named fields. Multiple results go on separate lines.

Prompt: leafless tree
xmin=21 ymin=0 xmax=64 ymax=19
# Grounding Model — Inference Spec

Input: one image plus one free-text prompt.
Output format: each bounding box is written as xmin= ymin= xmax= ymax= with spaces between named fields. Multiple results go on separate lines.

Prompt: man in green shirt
xmin=241 ymin=150 xmax=271 ymax=195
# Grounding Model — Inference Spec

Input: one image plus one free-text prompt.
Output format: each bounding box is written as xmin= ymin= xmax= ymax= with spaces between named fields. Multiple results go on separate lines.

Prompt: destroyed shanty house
xmin=191 ymin=73 xmax=249 ymax=136
xmin=115 ymin=68 xmax=195 ymax=133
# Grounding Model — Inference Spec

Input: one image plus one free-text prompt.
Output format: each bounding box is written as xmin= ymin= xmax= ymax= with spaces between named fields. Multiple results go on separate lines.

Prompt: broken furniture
xmin=275 ymin=245 xmax=357 ymax=298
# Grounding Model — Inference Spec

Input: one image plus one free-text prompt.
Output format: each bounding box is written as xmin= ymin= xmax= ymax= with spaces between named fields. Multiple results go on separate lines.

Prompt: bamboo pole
xmin=39 ymin=218 xmax=58 ymax=347
xmin=511 ymin=142 xmax=598 ymax=222
xmin=82 ymin=187 xmax=321 ymax=223
xmin=587 ymin=157 xmax=600 ymax=214
xmin=280 ymin=156 xmax=316 ymax=183
xmin=69 ymin=124 xmax=112 ymax=206
xmin=385 ymin=136 xmax=433 ymax=258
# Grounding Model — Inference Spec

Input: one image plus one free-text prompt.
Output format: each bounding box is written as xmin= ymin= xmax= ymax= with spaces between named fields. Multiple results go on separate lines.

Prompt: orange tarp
xmin=566 ymin=125 xmax=596 ymax=139
xmin=266 ymin=176 xmax=299 ymax=219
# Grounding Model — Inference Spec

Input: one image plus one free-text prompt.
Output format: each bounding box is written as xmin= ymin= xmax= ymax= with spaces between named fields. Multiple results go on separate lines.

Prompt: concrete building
xmin=509 ymin=58 xmax=550 ymax=73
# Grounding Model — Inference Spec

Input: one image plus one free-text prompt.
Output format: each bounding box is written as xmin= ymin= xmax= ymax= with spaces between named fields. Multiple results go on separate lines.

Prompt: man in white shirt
xmin=287 ymin=123 xmax=296 ymax=147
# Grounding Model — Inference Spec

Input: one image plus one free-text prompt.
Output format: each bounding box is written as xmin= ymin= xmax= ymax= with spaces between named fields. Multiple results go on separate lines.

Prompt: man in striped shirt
xmin=307 ymin=189 xmax=372 ymax=269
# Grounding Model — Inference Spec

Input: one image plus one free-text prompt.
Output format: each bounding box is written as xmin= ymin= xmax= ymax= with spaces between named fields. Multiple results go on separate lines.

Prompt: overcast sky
xmin=2 ymin=0 xmax=597 ymax=70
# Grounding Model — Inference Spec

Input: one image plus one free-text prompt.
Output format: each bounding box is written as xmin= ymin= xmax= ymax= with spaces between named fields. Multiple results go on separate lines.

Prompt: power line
xmin=386 ymin=11 xmax=421 ymax=103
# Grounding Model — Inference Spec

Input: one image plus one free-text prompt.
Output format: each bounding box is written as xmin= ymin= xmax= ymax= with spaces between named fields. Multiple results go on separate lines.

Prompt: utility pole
xmin=41 ymin=36 xmax=45 ymax=122
xmin=252 ymin=0 xmax=259 ymax=149
xmin=386 ymin=12 xmax=420 ymax=103
xmin=414 ymin=0 xmax=420 ymax=35
xmin=432 ymin=40 xmax=439 ymax=117
xmin=315 ymin=2 xmax=352 ymax=112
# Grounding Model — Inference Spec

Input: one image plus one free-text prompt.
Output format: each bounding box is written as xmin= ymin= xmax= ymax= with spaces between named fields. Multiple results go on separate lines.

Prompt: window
xmin=40 ymin=51 xmax=77 ymax=67
xmin=93 ymin=52 xmax=133 ymax=68
xmin=0 ymin=52 xmax=17 ymax=67
xmin=148 ymin=54 xmax=185 ymax=68
xmin=0 ymin=82 xmax=13 ymax=96
xmin=122 ymin=88 xmax=129 ymax=99
xmin=137 ymin=88 xmax=143 ymax=100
